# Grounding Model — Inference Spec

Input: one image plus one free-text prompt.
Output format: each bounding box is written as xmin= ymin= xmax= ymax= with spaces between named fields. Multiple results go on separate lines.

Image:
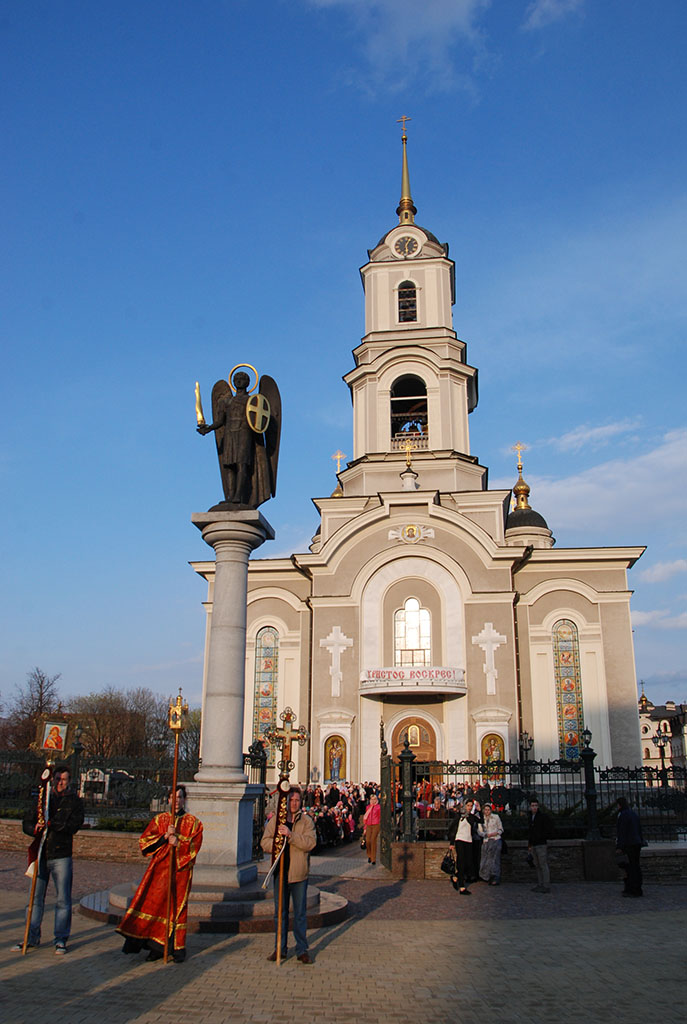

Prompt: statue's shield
xmin=246 ymin=394 xmax=271 ymax=434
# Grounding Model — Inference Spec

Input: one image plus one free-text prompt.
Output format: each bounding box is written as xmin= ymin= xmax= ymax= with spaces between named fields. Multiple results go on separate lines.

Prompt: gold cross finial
xmin=397 ymin=115 xmax=412 ymax=138
xmin=404 ymin=436 xmax=416 ymax=469
xmin=265 ymin=707 xmax=309 ymax=781
xmin=331 ymin=450 xmax=347 ymax=474
xmin=511 ymin=441 xmax=527 ymax=471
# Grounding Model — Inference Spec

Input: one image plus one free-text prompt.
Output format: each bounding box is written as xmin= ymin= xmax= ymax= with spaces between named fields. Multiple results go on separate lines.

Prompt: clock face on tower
xmin=394 ymin=235 xmax=419 ymax=257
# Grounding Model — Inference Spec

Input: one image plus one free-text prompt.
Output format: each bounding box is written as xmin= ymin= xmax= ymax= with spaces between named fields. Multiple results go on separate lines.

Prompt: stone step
xmin=80 ymin=885 xmax=347 ymax=934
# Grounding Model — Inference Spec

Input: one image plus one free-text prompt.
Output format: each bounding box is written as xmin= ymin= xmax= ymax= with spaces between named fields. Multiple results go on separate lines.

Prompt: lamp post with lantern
xmin=652 ymin=723 xmax=670 ymax=789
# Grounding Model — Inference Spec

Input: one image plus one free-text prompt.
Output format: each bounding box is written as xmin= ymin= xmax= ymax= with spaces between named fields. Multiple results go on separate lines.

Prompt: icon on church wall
xmin=324 ymin=735 xmax=346 ymax=782
xmin=407 ymin=724 xmax=421 ymax=747
xmin=481 ymin=733 xmax=505 ymax=779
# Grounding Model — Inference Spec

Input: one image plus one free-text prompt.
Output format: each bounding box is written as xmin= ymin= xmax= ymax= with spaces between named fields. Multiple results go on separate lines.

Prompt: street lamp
xmin=519 ymin=731 xmax=534 ymax=762
xmin=519 ymin=731 xmax=534 ymax=790
xmin=652 ymin=723 xmax=670 ymax=788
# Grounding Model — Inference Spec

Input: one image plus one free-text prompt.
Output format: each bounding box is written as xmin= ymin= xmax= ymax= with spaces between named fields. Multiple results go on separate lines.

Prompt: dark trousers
xmin=623 ymin=845 xmax=643 ymax=895
xmin=455 ymin=842 xmax=472 ymax=889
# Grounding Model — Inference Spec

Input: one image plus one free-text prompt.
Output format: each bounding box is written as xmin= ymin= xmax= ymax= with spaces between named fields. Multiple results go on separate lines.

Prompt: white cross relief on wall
xmin=320 ymin=626 xmax=353 ymax=698
xmin=471 ymin=623 xmax=507 ymax=696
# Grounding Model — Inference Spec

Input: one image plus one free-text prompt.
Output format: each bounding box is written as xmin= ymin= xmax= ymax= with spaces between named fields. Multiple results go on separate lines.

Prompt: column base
xmin=185 ymin=779 xmax=262 ymax=889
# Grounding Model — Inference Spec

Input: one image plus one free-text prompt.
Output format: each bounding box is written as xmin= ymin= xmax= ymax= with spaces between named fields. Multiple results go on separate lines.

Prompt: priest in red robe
xmin=117 ymin=785 xmax=202 ymax=962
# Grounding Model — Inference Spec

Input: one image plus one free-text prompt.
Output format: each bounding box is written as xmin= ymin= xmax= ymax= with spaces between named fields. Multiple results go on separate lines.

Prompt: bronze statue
xmin=197 ymin=368 xmax=281 ymax=510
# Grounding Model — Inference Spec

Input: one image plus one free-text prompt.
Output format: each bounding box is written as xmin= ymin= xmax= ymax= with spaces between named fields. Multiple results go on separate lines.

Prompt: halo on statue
xmin=227 ymin=363 xmax=259 ymax=394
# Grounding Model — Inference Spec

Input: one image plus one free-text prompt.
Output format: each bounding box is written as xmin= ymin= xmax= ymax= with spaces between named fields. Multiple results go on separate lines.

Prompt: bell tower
xmin=341 ymin=122 xmax=483 ymax=497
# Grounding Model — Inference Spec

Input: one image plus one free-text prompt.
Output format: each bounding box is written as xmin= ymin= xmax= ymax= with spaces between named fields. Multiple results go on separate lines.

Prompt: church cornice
xmin=517 ymin=547 xmax=646 ymax=570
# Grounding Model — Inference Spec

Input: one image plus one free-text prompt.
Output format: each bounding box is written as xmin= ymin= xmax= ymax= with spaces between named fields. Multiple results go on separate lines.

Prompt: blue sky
xmin=1 ymin=0 xmax=686 ymax=710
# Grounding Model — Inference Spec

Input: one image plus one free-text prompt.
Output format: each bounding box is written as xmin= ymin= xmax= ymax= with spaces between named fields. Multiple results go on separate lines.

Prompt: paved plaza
xmin=1 ymin=849 xmax=685 ymax=1024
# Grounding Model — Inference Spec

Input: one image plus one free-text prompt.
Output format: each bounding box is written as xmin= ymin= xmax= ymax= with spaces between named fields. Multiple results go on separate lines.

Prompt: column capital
xmin=192 ymin=510 xmax=275 ymax=554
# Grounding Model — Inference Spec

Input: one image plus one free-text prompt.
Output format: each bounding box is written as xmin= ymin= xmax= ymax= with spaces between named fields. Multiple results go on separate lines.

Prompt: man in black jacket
xmin=527 ymin=798 xmax=552 ymax=893
xmin=12 ymin=766 xmax=84 ymax=954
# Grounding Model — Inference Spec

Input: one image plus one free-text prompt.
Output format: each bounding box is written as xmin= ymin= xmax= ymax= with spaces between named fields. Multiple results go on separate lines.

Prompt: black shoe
xmin=459 ymin=889 xmax=471 ymax=895
xmin=173 ymin=949 xmax=186 ymax=963
xmin=146 ymin=949 xmax=163 ymax=962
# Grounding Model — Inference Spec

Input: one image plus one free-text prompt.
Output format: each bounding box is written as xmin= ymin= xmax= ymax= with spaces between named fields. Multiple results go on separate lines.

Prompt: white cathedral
xmin=192 ymin=134 xmax=644 ymax=783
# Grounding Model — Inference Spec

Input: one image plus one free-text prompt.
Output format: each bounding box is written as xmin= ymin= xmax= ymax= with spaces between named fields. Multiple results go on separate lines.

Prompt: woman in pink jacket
xmin=363 ymin=794 xmax=381 ymax=865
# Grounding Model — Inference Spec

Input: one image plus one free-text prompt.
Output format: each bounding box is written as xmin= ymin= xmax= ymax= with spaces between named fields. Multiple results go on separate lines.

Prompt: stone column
xmin=186 ymin=509 xmax=274 ymax=887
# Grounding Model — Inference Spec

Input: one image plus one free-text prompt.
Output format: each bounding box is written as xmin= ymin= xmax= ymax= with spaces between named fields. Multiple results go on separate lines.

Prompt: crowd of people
xmin=11 ymin=764 xmax=645 ymax=965
xmin=300 ymin=782 xmax=380 ymax=852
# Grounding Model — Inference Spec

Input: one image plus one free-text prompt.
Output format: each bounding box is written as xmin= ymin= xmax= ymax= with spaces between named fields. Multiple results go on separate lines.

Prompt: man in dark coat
xmin=527 ymin=798 xmax=552 ymax=893
xmin=616 ymin=796 xmax=644 ymax=897
xmin=13 ymin=766 xmax=84 ymax=954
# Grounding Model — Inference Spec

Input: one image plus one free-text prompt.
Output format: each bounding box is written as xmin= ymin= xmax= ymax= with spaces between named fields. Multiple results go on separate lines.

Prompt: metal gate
xmin=379 ymin=722 xmax=394 ymax=870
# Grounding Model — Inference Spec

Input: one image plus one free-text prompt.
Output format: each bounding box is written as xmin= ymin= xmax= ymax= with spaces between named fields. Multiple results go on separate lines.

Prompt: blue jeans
xmin=27 ymin=855 xmax=73 ymax=946
xmin=272 ymin=873 xmax=308 ymax=957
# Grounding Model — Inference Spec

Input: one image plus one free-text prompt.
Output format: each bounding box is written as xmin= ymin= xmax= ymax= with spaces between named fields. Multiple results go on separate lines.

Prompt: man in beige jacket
xmin=261 ymin=786 xmax=316 ymax=963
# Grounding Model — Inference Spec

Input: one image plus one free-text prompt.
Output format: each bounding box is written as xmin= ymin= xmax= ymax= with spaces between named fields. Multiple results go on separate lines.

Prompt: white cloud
xmin=306 ymin=0 xmax=491 ymax=91
xmin=510 ymin=428 xmax=687 ymax=534
xmin=639 ymin=559 xmax=687 ymax=584
xmin=546 ymin=419 xmax=640 ymax=453
xmin=632 ymin=609 xmax=670 ymax=626
xmin=632 ymin=609 xmax=687 ymax=630
xmin=522 ymin=0 xmax=584 ymax=31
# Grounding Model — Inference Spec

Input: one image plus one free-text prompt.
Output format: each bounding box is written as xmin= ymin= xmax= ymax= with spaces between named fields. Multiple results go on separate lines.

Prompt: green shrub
xmin=95 ymin=817 xmax=147 ymax=832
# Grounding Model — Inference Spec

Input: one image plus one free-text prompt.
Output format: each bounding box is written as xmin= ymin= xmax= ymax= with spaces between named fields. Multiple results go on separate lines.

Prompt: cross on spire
xmin=397 ymin=114 xmax=412 ymax=138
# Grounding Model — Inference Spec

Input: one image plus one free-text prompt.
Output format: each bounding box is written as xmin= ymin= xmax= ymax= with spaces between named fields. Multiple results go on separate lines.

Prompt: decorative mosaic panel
xmin=253 ymin=625 xmax=278 ymax=767
xmin=552 ymin=619 xmax=584 ymax=761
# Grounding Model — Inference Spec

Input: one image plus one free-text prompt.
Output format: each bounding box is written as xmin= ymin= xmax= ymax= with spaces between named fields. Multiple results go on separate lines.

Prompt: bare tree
xmin=178 ymin=707 xmax=201 ymax=766
xmin=0 ymin=668 xmax=62 ymax=749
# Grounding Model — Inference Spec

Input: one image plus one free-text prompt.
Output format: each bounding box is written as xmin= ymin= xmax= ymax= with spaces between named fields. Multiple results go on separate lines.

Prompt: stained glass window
xmin=552 ymin=618 xmax=584 ymax=761
xmin=394 ymin=597 xmax=431 ymax=667
xmin=253 ymin=626 xmax=278 ymax=767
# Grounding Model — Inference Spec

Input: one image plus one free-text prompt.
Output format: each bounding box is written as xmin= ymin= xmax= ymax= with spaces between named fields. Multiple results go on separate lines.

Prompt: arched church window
xmin=390 ymin=374 xmax=428 ymax=450
xmin=394 ymin=597 xmax=431 ymax=667
xmin=644 ymin=748 xmax=651 ymax=760
xmin=253 ymin=625 xmax=278 ymax=766
xmin=552 ymin=619 xmax=584 ymax=761
xmin=398 ymin=280 xmax=417 ymax=322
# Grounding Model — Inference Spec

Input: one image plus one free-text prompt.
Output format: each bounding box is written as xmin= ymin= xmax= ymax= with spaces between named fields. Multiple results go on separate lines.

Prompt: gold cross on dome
xmin=511 ymin=441 xmax=527 ymax=470
xmin=397 ymin=115 xmax=412 ymax=136
xmin=331 ymin=450 xmax=347 ymax=474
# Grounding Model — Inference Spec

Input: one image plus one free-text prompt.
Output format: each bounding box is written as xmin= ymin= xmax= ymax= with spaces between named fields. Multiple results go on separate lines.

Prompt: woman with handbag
xmin=447 ymin=798 xmax=478 ymax=895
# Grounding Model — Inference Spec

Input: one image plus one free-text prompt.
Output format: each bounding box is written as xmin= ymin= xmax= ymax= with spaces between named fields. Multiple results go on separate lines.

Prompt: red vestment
xmin=117 ymin=811 xmax=203 ymax=952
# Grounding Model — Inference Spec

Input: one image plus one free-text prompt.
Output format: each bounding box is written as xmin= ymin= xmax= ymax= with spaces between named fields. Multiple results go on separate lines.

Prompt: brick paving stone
xmin=1 ymin=850 xmax=686 ymax=1023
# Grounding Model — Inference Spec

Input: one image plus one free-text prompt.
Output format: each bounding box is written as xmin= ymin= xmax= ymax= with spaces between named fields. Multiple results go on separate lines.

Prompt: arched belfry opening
xmin=397 ymin=279 xmax=417 ymax=322
xmin=390 ymin=374 xmax=428 ymax=451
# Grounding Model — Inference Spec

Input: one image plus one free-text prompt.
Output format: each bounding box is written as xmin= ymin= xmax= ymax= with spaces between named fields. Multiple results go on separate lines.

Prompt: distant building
xmin=193 ymin=135 xmax=645 ymax=781
xmin=638 ymin=691 xmax=687 ymax=775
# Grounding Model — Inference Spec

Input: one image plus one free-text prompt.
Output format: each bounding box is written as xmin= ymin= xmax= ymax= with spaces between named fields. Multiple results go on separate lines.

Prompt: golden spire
xmin=511 ymin=441 xmax=531 ymax=510
xmin=396 ymin=116 xmax=417 ymax=225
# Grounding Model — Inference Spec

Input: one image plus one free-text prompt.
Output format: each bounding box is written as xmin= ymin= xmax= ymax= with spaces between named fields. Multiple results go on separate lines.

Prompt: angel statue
xmin=196 ymin=367 xmax=281 ymax=510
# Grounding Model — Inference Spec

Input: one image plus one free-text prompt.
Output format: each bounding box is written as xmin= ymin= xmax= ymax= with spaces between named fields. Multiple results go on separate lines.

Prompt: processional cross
xmin=263 ymin=708 xmax=309 ymax=965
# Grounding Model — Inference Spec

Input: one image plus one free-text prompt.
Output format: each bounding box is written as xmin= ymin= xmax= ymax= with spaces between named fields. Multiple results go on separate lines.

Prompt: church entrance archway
xmin=392 ymin=717 xmax=437 ymax=766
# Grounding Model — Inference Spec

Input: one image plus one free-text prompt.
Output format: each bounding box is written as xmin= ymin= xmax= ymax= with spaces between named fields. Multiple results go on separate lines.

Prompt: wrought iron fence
xmin=243 ymin=740 xmax=268 ymax=860
xmin=0 ymin=750 xmax=199 ymax=826
xmin=595 ymin=765 xmax=687 ymax=842
xmin=382 ymin=744 xmax=687 ymax=844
